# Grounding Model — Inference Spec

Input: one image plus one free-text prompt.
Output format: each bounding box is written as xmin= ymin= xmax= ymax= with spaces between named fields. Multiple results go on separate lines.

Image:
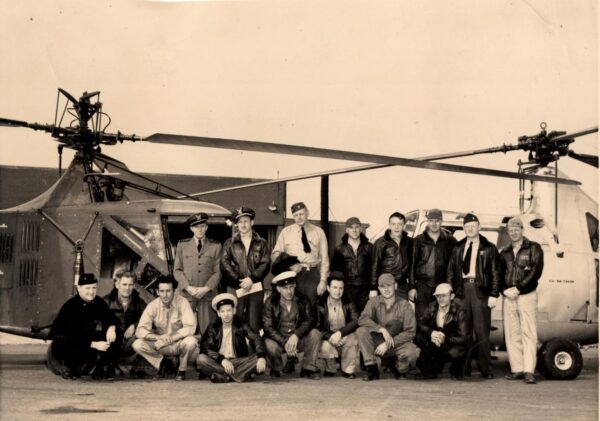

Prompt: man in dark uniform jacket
xmin=330 ymin=217 xmax=373 ymax=312
xmin=409 ymin=208 xmax=457 ymax=314
xmin=415 ymin=283 xmax=466 ymax=379
xmin=49 ymin=273 xmax=123 ymax=379
xmin=220 ymin=207 xmax=271 ymax=332
xmin=447 ymin=213 xmax=502 ymax=379
xmin=174 ymin=212 xmax=222 ymax=336
xmin=262 ymin=271 xmax=322 ymax=379
xmin=371 ymin=212 xmax=413 ymax=299
xmin=103 ymin=270 xmax=146 ymax=359
xmin=197 ymin=293 xmax=267 ymax=383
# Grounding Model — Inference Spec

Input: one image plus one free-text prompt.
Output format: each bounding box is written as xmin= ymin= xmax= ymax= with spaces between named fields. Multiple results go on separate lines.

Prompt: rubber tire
xmin=537 ymin=338 xmax=583 ymax=380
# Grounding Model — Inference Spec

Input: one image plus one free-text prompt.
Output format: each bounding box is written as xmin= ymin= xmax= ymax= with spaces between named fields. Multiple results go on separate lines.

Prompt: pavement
xmin=0 ymin=339 xmax=597 ymax=421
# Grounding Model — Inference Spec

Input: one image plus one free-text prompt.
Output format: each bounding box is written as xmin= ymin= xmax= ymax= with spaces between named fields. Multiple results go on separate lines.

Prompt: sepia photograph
xmin=0 ymin=1 xmax=597 ymax=420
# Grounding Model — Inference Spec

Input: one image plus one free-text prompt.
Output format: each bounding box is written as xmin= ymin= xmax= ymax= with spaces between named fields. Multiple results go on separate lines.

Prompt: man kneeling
xmin=197 ymin=293 xmax=267 ymax=383
xmin=316 ymin=271 xmax=359 ymax=379
xmin=357 ymin=273 xmax=419 ymax=381
xmin=263 ymin=271 xmax=323 ymax=379
xmin=414 ymin=283 xmax=466 ymax=379
xmin=133 ymin=275 xmax=198 ymax=381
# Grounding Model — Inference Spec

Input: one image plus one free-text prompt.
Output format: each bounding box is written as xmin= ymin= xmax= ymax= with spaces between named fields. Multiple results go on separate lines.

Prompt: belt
xmin=301 ymin=263 xmax=319 ymax=270
xmin=463 ymin=278 xmax=477 ymax=283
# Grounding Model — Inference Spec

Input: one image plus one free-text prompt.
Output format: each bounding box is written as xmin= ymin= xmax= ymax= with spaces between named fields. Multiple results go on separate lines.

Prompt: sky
xmin=0 ymin=0 xmax=597 ymax=236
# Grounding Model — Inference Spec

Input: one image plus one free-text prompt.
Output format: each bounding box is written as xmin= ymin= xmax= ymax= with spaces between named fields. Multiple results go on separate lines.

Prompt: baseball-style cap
xmin=433 ymin=283 xmax=453 ymax=296
xmin=427 ymin=209 xmax=443 ymax=220
xmin=378 ymin=273 xmax=395 ymax=286
xmin=345 ymin=217 xmax=362 ymax=227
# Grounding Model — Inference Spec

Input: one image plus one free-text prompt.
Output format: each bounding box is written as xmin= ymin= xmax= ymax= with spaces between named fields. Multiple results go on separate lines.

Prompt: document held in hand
xmin=236 ymin=282 xmax=263 ymax=298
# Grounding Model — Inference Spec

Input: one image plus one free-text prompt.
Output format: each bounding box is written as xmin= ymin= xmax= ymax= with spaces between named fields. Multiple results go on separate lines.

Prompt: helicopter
xmin=0 ymin=89 xmax=597 ymax=380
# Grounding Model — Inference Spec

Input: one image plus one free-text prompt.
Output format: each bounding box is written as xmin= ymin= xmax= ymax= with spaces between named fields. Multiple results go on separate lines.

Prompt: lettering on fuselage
xmin=548 ymin=279 xmax=575 ymax=284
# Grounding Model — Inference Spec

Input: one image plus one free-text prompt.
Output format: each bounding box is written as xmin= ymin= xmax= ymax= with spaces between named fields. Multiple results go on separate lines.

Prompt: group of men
xmin=49 ymin=201 xmax=544 ymax=385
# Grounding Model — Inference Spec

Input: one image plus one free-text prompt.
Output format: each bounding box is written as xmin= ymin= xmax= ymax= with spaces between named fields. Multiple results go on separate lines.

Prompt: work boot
xmin=524 ymin=373 xmax=537 ymax=384
xmin=505 ymin=372 xmax=525 ymax=380
xmin=154 ymin=358 xmax=175 ymax=379
xmin=299 ymin=368 xmax=321 ymax=380
xmin=61 ymin=368 xmax=80 ymax=380
xmin=362 ymin=364 xmax=380 ymax=381
xmin=269 ymin=369 xmax=281 ymax=378
xmin=282 ymin=359 xmax=296 ymax=374
xmin=210 ymin=373 xmax=231 ymax=383
xmin=91 ymin=365 xmax=107 ymax=380
xmin=175 ymin=370 xmax=186 ymax=381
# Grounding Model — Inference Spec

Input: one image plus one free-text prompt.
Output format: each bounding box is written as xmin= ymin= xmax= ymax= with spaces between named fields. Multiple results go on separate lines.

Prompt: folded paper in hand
xmin=236 ymin=282 xmax=263 ymax=298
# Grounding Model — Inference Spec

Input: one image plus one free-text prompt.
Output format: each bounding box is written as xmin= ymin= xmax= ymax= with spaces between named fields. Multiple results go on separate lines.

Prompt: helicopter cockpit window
xmin=111 ymin=215 xmax=166 ymax=261
xmin=585 ymin=213 xmax=598 ymax=252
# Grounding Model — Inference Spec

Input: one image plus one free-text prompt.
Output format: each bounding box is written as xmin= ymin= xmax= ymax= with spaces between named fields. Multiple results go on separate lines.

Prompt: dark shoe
xmin=198 ymin=372 xmax=208 ymax=380
xmin=61 ymin=368 xmax=80 ymax=380
xmin=282 ymin=360 xmax=296 ymax=374
xmin=481 ymin=372 xmax=494 ymax=379
xmin=451 ymin=373 xmax=464 ymax=381
xmin=342 ymin=371 xmax=356 ymax=379
xmin=269 ymin=370 xmax=281 ymax=378
xmin=210 ymin=373 xmax=231 ymax=383
xmin=323 ymin=371 xmax=336 ymax=378
xmin=175 ymin=370 xmax=186 ymax=381
xmin=415 ymin=372 xmax=438 ymax=380
xmin=91 ymin=365 xmax=107 ymax=380
xmin=130 ymin=369 xmax=150 ymax=379
xmin=524 ymin=373 xmax=537 ymax=384
xmin=390 ymin=366 xmax=407 ymax=379
xmin=505 ymin=372 xmax=524 ymax=380
xmin=300 ymin=368 xmax=321 ymax=380
xmin=362 ymin=364 xmax=380 ymax=381
xmin=154 ymin=358 xmax=176 ymax=379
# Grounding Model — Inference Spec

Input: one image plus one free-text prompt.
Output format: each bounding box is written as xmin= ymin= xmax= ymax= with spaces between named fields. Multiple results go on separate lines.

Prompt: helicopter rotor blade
xmin=0 ymin=118 xmax=30 ymax=128
xmin=568 ymin=150 xmax=599 ymax=167
xmin=146 ymin=133 xmax=580 ymax=186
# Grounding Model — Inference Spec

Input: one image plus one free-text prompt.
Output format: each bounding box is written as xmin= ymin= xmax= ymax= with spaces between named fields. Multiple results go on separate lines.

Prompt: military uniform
xmin=174 ymin=214 xmax=222 ymax=336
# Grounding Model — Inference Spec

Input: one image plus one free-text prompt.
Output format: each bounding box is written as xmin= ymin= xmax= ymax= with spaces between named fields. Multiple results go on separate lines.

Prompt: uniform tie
xmin=301 ymin=226 xmax=311 ymax=253
xmin=197 ymin=239 xmax=202 ymax=253
xmin=462 ymin=241 xmax=472 ymax=275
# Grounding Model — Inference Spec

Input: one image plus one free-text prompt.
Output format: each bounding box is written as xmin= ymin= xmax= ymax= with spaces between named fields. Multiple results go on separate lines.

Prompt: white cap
xmin=433 ymin=283 xmax=453 ymax=296
xmin=211 ymin=293 xmax=238 ymax=311
xmin=272 ymin=271 xmax=297 ymax=286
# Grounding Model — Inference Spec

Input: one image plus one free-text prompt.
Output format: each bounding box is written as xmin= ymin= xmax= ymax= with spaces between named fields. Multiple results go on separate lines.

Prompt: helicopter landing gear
xmin=537 ymin=338 xmax=583 ymax=380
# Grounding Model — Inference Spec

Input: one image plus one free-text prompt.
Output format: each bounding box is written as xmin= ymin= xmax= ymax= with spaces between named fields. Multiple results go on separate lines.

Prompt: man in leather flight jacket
xmin=197 ymin=293 xmax=267 ymax=383
xmin=409 ymin=209 xmax=457 ymax=314
xmin=447 ymin=213 xmax=502 ymax=379
xmin=371 ymin=212 xmax=413 ymax=299
xmin=330 ymin=217 xmax=373 ymax=312
xmin=500 ymin=216 xmax=544 ymax=385
xmin=220 ymin=207 xmax=271 ymax=332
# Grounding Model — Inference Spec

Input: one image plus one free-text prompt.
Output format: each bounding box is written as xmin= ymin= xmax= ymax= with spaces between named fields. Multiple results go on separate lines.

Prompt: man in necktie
xmin=174 ymin=212 xmax=222 ymax=337
xmin=447 ymin=213 xmax=502 ymax=379
xmin=271 ymin=202 xmax=329 ymax=306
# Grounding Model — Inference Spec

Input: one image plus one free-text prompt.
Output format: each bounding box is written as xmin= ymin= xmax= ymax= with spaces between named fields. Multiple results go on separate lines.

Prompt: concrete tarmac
xmin=0 ymin=343 xmax=597 ymax=421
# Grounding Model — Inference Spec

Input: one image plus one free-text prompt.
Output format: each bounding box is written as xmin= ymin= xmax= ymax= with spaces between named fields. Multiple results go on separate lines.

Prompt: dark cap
xmin=187 ymin=212 xmax=209 ymax=227
xmin=463 ymin=213 xmax=479 ymax=224
xmin=78 ymin=273 xmax=98 ymax=286
xmin=290 ymin=202 xmax=307 ymax=214
xmin=426 ymin=208 xmax=443 ymax=220
xmin=345 ymin=217 xmax=362 ymax=228
xmin=327 ymin=271 xmax=346 ymax=282
xmin=271 ymin=253 xmax=300 ymax=277
xmin=272 ymin=271 xmax=297 ymax=287
xmin=232 ymin=207 xmax=255 ymax=223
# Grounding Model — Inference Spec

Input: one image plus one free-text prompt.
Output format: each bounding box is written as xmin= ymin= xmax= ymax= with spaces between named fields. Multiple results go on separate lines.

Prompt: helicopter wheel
xmin=537 ymin=338 xmax=583 ymax=380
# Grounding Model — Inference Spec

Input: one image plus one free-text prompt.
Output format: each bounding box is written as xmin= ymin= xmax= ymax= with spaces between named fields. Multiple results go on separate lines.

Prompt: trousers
xmin=196 ymin=354 xmax=258 ymax=383
xmin=264 ymin=329 xmax=322 ymax=372
xmin=462 ymin=282 xmax=492 ymax=374
xmin=132 ymin=336 xmax=198 ymax=371
xmin=356 ymin=327 xmax=419 ymax=373
xmin=503 ymin=291 xmax=538 ymax=373
xmin=319 ymin=332 xmax=359 ymax=374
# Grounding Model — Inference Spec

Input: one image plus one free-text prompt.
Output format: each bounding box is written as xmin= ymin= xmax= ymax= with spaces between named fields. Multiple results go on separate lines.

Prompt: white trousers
xmin=132 ymin=336 xmax=198 ymax=371
xmin=503 ymin=291 xmax=538 ymax=373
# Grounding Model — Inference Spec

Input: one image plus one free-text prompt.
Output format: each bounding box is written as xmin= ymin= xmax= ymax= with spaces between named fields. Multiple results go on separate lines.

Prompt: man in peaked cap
xmin=357 ymin=273 xmax=419 ymax=381
xmin=330 ymin=217 xmax=374 ymax=313
xmin=415 ymin=283 xmax=467 ymax=380
xmin=262 ymin=271 xmax=323 ymax=379
xmin=447 ymin=212 xmax=502 ymax=379
xmin=196 ymin=293 xmax=267 ymax=383
xmin=271 ymin=201 xmax=329 ymax=306
xmin=174 ymin=212 xmax=222 ymax=336
xmin=48 ymin=273 xmax=123 ymax=380
xmin=409 ymin=209 xmax=457 ymax=315
xmin=220 ymin=207 xmax=270 ymax=332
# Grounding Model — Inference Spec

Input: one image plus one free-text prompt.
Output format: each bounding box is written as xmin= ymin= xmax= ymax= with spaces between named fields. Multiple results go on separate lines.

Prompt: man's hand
xmin=193 ymin=286 xmax=210 ymax=299
xmin=328 ymin=331 xmax=343 ymax=347
xmin=256 ymin=357 xmax=266 ymax=373
xmin=221 ymin=359 xmax=235 ymax=375
xmin=106 ymin=326 xmax=117 ymax=343
xmin=380 ymin=328 xmax=395 ymax=348
xmin=369 ymin=290 xmax=378 ymax=299
xmin=317 ymin=281 xmax=327 ymax=296
xmin=374 ymin=342 xmax=388 ymax=356
xmin=504 ymin=287 xmax=520 ymax=300
xmin=488 ymin=296 xmax=498 ymax=309
xmin=91 ymin=341 xmax=110 ymax=352
xmin=124 ymin=324 xmax=135 ymax=340
xmin=431 ymin=331 xmax=445 ymax=347
xmin=290 ymin=263 xmax=303 ymax=274
xmin=240 ymin=277 xmax=253 ymax=290
xmin=408 ymin=289 xmax=417 ymax=302
xmin=154 ymin=334 xmax=173 ymax=350
xmin=285 ymin=334 xmax=299 ymax=356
